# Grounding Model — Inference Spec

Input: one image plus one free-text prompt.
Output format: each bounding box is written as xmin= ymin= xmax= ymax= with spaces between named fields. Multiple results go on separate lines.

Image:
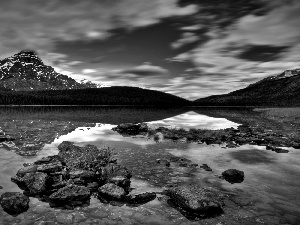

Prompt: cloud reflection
xmin=148 ymin=111 xmax=240 ymax=129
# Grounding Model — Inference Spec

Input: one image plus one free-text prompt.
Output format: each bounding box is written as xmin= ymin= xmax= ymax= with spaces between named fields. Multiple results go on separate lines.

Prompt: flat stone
xmin=166 ymin=184 xmax=224 ymax=215
xmin=49 ymin=184 xmax=90 ymax=203
xmin=125 ymin=192 xmax=156 ymax=204
xmin=98 ymin=183 xmax=126 ymax=200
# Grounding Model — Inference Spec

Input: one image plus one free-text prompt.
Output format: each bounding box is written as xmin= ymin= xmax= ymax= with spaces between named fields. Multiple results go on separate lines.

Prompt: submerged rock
xmin=200 ymin=164 xmax=212 ymax=171
xmin=0 ymin=192 xmax=29 ymax=215
xmin=166 ymin=184 xmax=223 ymax=216
xmin=98 ymin=183 xmax=126 ymax=200
xmin=266 ymin=145 xmax=289 ymax=153
xmin=125 ymin=192 xmax=157 ymax=204
xmin=222 ymin=169 xmax=244 ymax=184
xmin=49 ymin=184 xmax=90 ymax=203
xmin=112 ymin=123 xmax=148 ymax=135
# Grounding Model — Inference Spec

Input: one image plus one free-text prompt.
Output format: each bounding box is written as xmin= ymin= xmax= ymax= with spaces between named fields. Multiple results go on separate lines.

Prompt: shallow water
xmin=0 ymin=107 xmax=299 ymax=225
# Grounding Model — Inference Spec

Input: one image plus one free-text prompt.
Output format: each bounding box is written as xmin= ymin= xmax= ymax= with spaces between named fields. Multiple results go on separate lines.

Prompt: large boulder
xmin=222 ymin=169 xmax=245 ymax=184
xmin=0 ymin=192 xmax=29 ymax=215
xmin=98 ymin=183 xmax=126 ymax=200
xmin=112 ymin=123 xmax=148 ymax=135
xmin=58 ymin=141 xmax=113 ymax=171
xmin=166 ymin=184 xmax=223 ymax=216
xmin=49 ymin=184 xmax=90 ymax=203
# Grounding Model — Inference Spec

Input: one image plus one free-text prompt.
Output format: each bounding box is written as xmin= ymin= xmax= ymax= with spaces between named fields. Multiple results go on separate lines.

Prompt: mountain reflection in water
xmin=0 ymin=106 xmax=299 ymax=225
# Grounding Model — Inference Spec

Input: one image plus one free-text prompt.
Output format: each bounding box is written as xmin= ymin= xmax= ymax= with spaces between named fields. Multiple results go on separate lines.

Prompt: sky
xmin=0 ymin=0 xmax=299 ymax=100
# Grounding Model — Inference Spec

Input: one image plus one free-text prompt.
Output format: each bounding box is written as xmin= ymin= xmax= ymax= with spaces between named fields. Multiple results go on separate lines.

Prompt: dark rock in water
xmin=222 ymin=169 xmax=244 ymax=184
xmin=226 ymin=142 xmax=239 ymax=148
xmin=156 ymin=159 xmax=170 ymax=167
xmin=274 ymin=147 xmax=289 ymax=153
xmin=58 ymin=141 xmax=113 ymax=171
xmin=49 ymin=185 xmax=90 ymax=203
xmin=125 ymin=192 xmax=156 ymax=204
xmin=266 ymin=145 xmax=289 ymax=153
xmin=0 ymin=135 xmax=15 ymax=142
xmin=23 ymin=163 xmax=33 ymax=167
xmin=112 ymin=123 xmax=148 ymax=135
xmin=0 ymin=192 xmax=29 ymax=215
xmin=98 ymin=183 xmax=126 ymax=200
xmin=166 ymin=184 xmax=223 ymax=216
xmin=12 ymin=172 xmax=49 ymax=194
xmin=0 ymin=186 xmax=2 ymax=189
xmin=200 ymin=164 xmax=212 ymax=171
xmin=108 ymin=176 xmax=131 ymax=191
xmin=169 ymin=156 xmax=182 ymax=162
xmin=292 ymin=144 xmax=300 ymax=149
xmin=266 ymin=145 xmax=276 ymax=150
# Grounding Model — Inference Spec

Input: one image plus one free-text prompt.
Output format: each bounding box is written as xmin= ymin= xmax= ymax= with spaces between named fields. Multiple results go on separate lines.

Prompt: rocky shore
xmin=113 ymin=123 xmax=300 ymax=151
xmin=1 ymin=121 xmax=298 ymax=223
xmin=1 ymin=141 xmax=231 ymax=220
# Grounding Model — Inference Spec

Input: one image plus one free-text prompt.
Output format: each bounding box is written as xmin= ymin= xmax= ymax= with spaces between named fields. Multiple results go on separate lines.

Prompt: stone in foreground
xmin=49 ymin=184 xmax=90 ymax=203
xmin=166 ymin=184 xmax=223 ymax=216
xmin=0 ymin=192 xmax=29 ymax=215
xmin=222 ymin=169 xmax=245 ymax=184
xmin=98 ymin=183 xmax=126 ymax=200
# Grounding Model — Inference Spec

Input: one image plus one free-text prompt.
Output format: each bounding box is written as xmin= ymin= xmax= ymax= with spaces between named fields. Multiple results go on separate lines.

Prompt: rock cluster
xmin=112 ymin=123 xmax=148 ymax=135
xmin=2 ymin=141 xmax=157 ymax=215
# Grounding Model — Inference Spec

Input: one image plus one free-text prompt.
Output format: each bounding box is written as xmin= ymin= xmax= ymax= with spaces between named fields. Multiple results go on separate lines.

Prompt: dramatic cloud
xmin=118 ymin=64 xmax=169 ymax=76
xmin=168 ymin=0 xmax=300 ymax=99
xmin=0 ymin=0 xmax=298 ymax=100
xmin=0 ymin=0 xmax=198 ymax=54
xmin=171 ymin=32 xmax=199 ymax=49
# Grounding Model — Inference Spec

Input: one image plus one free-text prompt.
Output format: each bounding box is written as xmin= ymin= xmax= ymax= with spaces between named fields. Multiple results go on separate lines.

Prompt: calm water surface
xmin=0 ymin=107 xmax=299 ymax=225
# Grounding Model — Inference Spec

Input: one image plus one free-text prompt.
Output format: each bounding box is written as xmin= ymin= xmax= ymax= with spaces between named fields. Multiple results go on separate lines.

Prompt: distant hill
xmin=194 ymin=69 xmax=300 ymax=106
xmin=0 ymin=50 xmax=99 ymax=90
xmin=0 ymin=86 xmax=190 ymax=106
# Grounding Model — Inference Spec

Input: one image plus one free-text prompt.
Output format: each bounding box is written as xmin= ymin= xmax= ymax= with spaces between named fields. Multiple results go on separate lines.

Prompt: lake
xmin=0 ymin=106 xmax=299 ymax=225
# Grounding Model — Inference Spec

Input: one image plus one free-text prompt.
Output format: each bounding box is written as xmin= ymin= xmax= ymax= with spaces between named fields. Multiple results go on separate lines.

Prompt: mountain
xmin=0 ymin=50 xmax=99 ymax=91
xmin=194 ymin=69 xmax=300 ymax=106
xmin=0 ymin=86 xmax=190 ymax=106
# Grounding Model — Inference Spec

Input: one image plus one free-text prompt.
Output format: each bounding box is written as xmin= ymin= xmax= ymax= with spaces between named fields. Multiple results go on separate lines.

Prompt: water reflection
xmin=148 ymin=111 xmax=240 ymax=129
xmin=0 ymin=107 xmax=300 ymax=224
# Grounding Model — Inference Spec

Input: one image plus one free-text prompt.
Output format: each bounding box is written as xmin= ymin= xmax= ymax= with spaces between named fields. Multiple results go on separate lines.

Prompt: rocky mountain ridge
xmin=0 ymin=50 xmax=100 ymax=91
xmin=195 ymin=68 xmax=300 ymax=106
